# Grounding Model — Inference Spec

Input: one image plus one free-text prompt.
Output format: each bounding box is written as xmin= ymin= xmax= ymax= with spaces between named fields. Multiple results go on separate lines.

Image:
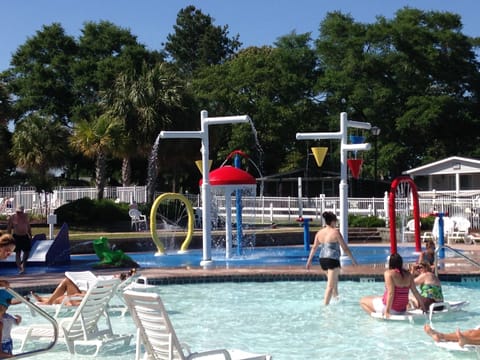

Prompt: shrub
xmin=420 ymin=215 xmax=435 ymax=230
xmin=54 ymin=198 xmax=130 ymax=231
xmin=348 ymin=214 xmax=386 ymax=227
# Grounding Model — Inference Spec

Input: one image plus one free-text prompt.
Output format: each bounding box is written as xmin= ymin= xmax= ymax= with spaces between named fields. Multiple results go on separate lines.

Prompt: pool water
xmin=11 ymin=279 xmax=480 ymax=359
xmin=0 ymin=245 xmax=434 ymax=275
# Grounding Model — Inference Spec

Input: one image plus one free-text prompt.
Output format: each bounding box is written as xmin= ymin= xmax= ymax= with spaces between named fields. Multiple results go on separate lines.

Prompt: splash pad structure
xmin=296 ymin=112 xmax=372 ymax=243
xmin=201 ymin=164 xmax=256 ymax=258
xmin=159 ymin=110 xmax=252 ymax=266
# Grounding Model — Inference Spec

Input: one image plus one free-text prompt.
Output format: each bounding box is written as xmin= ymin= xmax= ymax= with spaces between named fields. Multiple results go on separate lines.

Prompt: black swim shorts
xmin=319 ymin=257 xmax=340 ymax=271
xmin=13 ymin=234 xmax=32 ymax=252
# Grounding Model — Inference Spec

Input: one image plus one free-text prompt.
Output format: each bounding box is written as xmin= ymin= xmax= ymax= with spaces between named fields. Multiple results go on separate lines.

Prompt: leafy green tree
xmin=315 ymin=9 xmax=480 ymax=180
xmin=193 ymin=32 xmax=322 ymax=178
xmin=0 ymin=82 xmax=12 ymax=124
xmin=0 ymin=83 xmax=15 ymax=182
xmin=73 ymin=21 xmax=159 ymax=122
xmin=164 ymin=5 xmax=241 ymax=76
xmin=2 ymin=23 xmax=77 ymax=125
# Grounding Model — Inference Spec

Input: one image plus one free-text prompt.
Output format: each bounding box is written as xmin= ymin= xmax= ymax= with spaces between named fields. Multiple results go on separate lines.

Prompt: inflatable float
xmin=370 ymin=300 xmax=469 ymax=322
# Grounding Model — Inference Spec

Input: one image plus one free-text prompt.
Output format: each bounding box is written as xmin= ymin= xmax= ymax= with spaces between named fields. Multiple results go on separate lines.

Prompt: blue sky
xmin=1 ymin=0 xmax=479 ymax=71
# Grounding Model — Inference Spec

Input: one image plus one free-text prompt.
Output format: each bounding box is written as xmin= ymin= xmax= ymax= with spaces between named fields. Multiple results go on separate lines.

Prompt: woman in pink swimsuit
xmin=360 ymin=253 xmax=426 ymax=318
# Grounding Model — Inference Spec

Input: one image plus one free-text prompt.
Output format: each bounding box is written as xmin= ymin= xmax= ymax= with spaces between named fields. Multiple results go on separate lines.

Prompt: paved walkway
xmin=3 ymin=243 xmax=480 ymax=294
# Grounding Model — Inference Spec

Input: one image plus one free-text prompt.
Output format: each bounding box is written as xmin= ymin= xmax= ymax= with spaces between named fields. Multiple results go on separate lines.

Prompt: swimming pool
xmin=0 ymin=245 xmax=432 ymax=275
xmin=11 ymin=280 xmax=480 ymax=359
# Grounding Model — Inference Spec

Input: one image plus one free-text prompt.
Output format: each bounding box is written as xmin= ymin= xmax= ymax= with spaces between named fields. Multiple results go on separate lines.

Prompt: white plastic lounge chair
xmin=123 ymin=290 xmax=272 ymax=360
xmin=25 ymin=271 xmax=98 ymax=319
xmin=13 ymin=278 xmax=133 ymax=356
xmin=65 ymin=270 xmax=150 ymax=316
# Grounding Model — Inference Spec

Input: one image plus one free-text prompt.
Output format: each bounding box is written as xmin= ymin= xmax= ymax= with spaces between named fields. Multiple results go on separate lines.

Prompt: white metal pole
xmin=339 ymin=112 xmax=349 ymax=243
xmin=200 ymin=110 xmax=212 ymax=265
xmin=225 ymin=192 xmax=232 ymax=258
xmin=298 ymin=177 xmax=303 ymax=217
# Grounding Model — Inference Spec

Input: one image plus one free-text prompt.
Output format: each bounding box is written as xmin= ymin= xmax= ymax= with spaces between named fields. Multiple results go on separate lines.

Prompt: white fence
xmin=185 ymin=192 xmax=480 ymax=229
xmin=0 ymin=186 xmax=479 ymax=228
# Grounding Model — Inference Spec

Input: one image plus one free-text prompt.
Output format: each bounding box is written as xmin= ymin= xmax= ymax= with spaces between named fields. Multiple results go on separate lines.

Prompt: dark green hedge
xmin=348 ymin=214 xmax=386 ymax=227
xmin=54 ymin=198 xmax=131 ymax=231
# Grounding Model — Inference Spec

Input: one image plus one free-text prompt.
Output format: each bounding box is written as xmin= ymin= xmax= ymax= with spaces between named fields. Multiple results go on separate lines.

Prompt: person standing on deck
xmin=6 ymin=206 xmax=32 ymax=275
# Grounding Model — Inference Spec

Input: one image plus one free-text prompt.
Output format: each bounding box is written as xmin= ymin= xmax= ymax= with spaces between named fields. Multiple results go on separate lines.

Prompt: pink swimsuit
xmin=382 ymin=270 xmax=410 ymax=312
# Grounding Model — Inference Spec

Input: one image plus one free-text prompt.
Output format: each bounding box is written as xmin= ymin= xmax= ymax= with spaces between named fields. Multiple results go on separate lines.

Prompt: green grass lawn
xmin=32 ymin=226 xmax=151 ymax=242
xmin=31 ymin=223 xmax=308 ymax=243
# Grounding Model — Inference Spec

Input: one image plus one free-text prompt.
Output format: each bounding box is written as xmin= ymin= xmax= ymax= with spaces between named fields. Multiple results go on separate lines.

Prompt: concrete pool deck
xmin=3 ymin=243 xmax=480 ymax=293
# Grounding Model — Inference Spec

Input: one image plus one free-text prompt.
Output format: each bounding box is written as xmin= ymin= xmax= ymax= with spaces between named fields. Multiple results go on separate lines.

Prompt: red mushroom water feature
xmin=201 ymin=166 xmax=256 ymax=186
xmin=200 ymin=165 xmax=256 ymax=258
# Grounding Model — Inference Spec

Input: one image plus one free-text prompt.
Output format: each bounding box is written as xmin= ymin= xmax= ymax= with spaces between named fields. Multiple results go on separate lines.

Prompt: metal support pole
xmin=235 ymin=154 xmax=243 ymax=256
xmin=200 ymin=111 xmax=212 ymax=265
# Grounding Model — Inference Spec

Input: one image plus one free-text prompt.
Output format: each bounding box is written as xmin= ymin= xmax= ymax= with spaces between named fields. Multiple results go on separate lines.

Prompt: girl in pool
xmin=306 ymin=211 xmax=357 ymax=305
xmin=360 ymin=253 xmax=426 ymax=318
xmin=418 ymin=239 xmax=436 ymax=271
xmin=410 ymin=260 xmax=443 ymax=309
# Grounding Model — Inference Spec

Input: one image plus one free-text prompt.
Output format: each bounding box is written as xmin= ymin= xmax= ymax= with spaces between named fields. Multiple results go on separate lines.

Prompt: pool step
xmin=348 ymin=228 xmax=383 ymax=243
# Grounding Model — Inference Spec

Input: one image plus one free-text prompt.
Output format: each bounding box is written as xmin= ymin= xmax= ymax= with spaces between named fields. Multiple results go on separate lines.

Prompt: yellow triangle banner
xmin=195 ymin=160 xmax=213 ymax=174
xmin=311 ymin=147 xmax=328 ymax=167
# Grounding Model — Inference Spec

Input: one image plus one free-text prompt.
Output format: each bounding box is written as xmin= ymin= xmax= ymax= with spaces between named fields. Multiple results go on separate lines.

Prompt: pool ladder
xmin=434 ymin=244 xmax=480 ymax=277
xmin=2 ymin=287 xmax=58 ymax=358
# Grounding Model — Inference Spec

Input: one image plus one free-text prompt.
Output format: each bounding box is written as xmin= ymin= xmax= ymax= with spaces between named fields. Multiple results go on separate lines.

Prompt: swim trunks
xmin=12 ymin=234 xmax=31 ymax=252
xmin=319 ymin=258 xmax=340 ymax=270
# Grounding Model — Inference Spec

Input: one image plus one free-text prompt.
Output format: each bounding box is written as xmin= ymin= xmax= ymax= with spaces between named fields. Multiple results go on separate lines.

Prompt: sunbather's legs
xmin=424 ymin=325 xmax=480 ymax=346
xmin=457 ymin=328 xmax=480 ymax=346
xmin=424 ymin=324 xmax=457 ymax=342
xmin=32 ymin=277 xmax=82 ymax=305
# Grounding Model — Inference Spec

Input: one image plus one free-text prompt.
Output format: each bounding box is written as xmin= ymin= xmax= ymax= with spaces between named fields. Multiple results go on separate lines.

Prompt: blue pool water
xmin=0 ymin=245 xmax=427 ymax=275
xmin=12 ymin=280 xmax=480 ymax=359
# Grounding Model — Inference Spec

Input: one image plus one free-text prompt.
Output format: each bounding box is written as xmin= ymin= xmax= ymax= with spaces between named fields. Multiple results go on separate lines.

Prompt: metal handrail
xmin=434 ymin=245 xmax=480 ymax=277
xmin=2 ymin=287 xmax=58 ymax=358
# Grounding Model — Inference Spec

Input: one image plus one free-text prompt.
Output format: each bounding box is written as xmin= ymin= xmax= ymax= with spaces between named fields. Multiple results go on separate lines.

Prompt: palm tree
xmin=10 ymin=113 xmax=69 ymax=216
xmin=105 ymin=63 xmax=183 ymax=200
xmin=69 ymin=114 xmax=124 ymax=199
xmin=103 ymin=71 xmax=137 ymax=187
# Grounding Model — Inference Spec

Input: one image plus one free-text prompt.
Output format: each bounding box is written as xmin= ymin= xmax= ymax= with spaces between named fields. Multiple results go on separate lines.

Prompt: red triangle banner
xmin=347 ymin=159 xmax=363 ymax=179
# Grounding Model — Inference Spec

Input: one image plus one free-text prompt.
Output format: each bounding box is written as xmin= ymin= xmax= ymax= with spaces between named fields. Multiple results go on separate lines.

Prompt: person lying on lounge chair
xmin=31 ymin=269 xmax=136 ymax=306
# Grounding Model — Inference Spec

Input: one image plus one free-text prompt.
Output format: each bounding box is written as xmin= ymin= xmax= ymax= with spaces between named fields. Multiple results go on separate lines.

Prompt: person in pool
xmin=360 ymin=253 xmax=426 ymax=318
xmin=410 ymin=260 xmax=444 ymax=310
xmin=306 ymin=211 xmax=357 ymax=305
xmin=418 ymin=239 xmax=436 ymax=271
xmin=424 ymin=324 xmax=480 ymax=347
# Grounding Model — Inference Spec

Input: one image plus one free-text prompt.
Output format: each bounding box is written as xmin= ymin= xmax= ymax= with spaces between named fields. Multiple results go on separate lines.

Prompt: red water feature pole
xmin=388 ymin=176 xmax=421 ymax=254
